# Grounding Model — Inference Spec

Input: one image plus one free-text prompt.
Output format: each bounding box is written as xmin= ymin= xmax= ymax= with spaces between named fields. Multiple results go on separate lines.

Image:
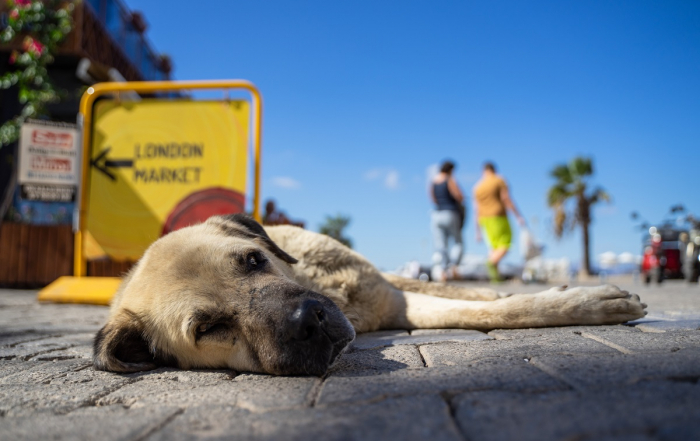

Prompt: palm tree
xmin=547 ymin=157 xmax=610 ymax=276
xmin=319 ymin=214 xmax=353 ymax=248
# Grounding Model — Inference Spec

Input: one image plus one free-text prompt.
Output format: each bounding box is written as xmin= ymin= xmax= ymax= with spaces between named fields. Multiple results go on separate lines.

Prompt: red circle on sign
xmin=162 ymin=187 xmax=245 ymax=236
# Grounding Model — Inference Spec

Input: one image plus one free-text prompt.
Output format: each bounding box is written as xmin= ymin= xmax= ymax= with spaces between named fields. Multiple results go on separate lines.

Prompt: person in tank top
xmin=430 ymin=160 xmax=465 ymax=281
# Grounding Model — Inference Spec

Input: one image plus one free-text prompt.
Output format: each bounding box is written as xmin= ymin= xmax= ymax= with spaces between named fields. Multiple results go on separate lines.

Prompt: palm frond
xmin=588 ymin=187 xmax=611 ymax=205
xmin=547 ymin=184 xmax=573 ymax=207
xmin=550 ymin=164 xmax=573 ymax=184
xmin=553 ymin=205 xmax=568 ymax=238
xmin=570 ymin=156 xmax=593 ymax=177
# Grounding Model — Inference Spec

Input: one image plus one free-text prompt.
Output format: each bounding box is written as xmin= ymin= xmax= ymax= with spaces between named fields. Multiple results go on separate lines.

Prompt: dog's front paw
xmin=560 ymin=284 xmax=647 ymax=325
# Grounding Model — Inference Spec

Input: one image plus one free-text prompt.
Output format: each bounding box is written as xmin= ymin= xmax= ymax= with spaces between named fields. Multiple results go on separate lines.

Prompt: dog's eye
xmin=197 ymin=323 xmax=213 ymax=334
xmin=196 ymin=322 xmax=227 ymax=336
xmin=246 ymin=252 xmax=266 ymax=271
xmin=248 ymin=254 xmax=258 ymax=266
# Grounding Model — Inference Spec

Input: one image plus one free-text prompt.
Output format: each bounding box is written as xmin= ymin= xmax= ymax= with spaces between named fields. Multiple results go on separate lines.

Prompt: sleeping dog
xmin=94 ymin=214 xmax=646 ymax=376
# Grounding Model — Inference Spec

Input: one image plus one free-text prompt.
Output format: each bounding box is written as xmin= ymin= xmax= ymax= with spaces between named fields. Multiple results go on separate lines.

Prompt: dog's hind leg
xmin=379 ymin=284 xmax=647 ymax=330
xmin=381 ymin=273 xmax=507 ymax=301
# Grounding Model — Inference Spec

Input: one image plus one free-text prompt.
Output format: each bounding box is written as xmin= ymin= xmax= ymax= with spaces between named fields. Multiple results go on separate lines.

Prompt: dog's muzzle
xmin=272 ymin=294 xmax=355 ymax=375
xmin=286 ymin=299 xmax=326 ymax=342
xmin=286 ymin=298 xmax=355 ymax=364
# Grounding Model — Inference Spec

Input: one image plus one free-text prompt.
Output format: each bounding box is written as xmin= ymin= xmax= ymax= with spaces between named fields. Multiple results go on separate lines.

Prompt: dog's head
xmin=93 ymin=214 xmax=355 ymax=376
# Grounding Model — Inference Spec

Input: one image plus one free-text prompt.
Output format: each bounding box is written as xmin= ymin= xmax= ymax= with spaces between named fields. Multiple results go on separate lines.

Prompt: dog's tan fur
xmin=94 ymin=215 xmax=647 ymax=375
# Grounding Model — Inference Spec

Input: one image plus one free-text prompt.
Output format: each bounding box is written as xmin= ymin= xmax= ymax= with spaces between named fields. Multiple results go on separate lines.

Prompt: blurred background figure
xmin=263 ymin=199 xmax=305 ymax=228
xmin=473 ymin=162 xmax=525 ymax=282
xmin=430 ymin=160 xmax=465 ymax=282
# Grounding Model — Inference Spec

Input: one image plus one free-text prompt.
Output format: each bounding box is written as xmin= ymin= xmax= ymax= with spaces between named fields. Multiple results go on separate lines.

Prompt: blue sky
xmin=130 ymin=0 xmax=699 ymax=270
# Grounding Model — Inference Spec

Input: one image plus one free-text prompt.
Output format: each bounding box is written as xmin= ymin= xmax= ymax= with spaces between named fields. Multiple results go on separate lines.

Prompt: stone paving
xmin=0 ymin=280 xmax=699 ymax=440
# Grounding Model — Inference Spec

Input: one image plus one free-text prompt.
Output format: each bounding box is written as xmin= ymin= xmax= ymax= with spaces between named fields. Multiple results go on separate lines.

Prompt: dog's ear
xmin=217 ymin=213 xmax=298 ymax=264
xmin=93 ymin=310 xmax=160 ymax=373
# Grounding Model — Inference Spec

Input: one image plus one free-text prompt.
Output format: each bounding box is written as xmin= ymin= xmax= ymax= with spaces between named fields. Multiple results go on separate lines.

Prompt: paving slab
xmin=94 ymin=369 xmax=318 ymax=413
xmin=0 ymin=302 xmax=107 ymax=334
xmin=0 ymin=329 xmax=60 ymax=347
xmin=487 ymin=324 xmax=627 ymax=340
xmin=0 ymin=359 xmax=49 ymax=380
xmin=420 ymin=329 xmax=617 ymax=367
xmin=0 ymin=289 xmax=41 ymax=306
xmin=451 ymin=380 xmax=700 ymax=441
xmin=31 ymin=343 xmax=93 ymax=361
xmin=529 ymin=348 xmax=700 ymax=391
xmin=628 ymin=283 xmax=700 ymax=320
xmin=0 ymin=404 xmax=182 ymax=441
xmin=0 ymin=358 xmax=93 ymax=384
xmin=0 ymin=371 xmax=135 ymax=416
xmin=632 ymin=319 xmax=700 ymax=333
xmin=0 ymin=332 xmax=94 ymax=360
xmin=328 ymin=344 xmax=425 ymax=377
xmin=578 ymin=325 xmax=700 ymax=353
xmin=352 ymin=329 xmax=492 ymax=350
xmin=232 ymin=373 xmax=320 ymax=411
xmin=150 ymin=394 xmax=463 ymax=441
xmin=318 ymin=358 xmax=567 ymax=406
xmin=0 ymin=359 xmax=145 ymax=417
xmin=350 ymin=330 xmax=409 ymax=350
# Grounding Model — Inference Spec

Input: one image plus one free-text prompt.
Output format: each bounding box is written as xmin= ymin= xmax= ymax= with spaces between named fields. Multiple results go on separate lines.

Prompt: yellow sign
xmin=86 ymin=99 xmax=249 ymax=260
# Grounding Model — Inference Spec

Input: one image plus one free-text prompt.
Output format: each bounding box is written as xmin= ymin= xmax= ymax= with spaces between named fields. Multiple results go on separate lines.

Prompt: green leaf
xmin=18 ymin=89 xmax=29 ymax=104
xmin=569 ymin=156 xmax=593 ymax=177
xmin=1 ymin=0 xmax=74 ymax=148
xmin=588 ymin=187 xmax=611 ymax=205
xmin=550 ymin=164 xmax=573 ymax=183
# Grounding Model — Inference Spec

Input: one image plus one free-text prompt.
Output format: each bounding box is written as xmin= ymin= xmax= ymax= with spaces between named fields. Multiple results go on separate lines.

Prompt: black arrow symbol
xmin=90 ymin=147 xmax=134 ymax=182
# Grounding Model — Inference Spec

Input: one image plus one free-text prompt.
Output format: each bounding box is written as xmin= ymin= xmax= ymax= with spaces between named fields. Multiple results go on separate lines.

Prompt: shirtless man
xmin=473 ymin=162 xmax=525 ymax=282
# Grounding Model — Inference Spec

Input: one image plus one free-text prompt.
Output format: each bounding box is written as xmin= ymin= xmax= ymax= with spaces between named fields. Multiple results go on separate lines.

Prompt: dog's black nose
xmin=288 ymin=299 xmax=325 ymax=341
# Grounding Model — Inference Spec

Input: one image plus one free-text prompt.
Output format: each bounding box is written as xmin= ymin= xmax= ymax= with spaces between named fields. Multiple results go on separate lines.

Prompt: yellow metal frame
xmin=75 ymin=80 xmax=263 ymax=277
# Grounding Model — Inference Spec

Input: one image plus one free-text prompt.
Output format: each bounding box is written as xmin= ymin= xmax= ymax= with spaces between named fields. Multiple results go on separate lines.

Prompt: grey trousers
xmin=431 ymin=209 xmax=463 ymax=269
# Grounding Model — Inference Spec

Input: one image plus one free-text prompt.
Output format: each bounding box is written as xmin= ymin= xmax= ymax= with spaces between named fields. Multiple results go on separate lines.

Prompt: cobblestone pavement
xmin=1 ymin=281 xmax=699 ymax=440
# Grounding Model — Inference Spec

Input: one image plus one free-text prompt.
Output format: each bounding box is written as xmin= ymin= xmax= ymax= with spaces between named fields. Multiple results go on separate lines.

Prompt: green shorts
xmin=479 ymin=216 xmax=512 ymax=250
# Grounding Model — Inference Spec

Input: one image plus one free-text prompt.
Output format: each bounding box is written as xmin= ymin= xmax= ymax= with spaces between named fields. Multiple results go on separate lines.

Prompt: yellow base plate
xmin=37 ymin=276 xmax=122 ymax=305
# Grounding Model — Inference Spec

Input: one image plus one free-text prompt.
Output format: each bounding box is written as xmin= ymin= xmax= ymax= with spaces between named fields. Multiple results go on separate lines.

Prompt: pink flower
xmin=22 ymin=37 xmax=44 ymax=56
xmin=9 ymin=51 xmax=18 ymax=64
xmin=14 ymin=0 xmax=32 ymax=7
xmin=30 ymin=40 xmax=44 ymax=55
xmin=9 ymin=9 xmax=19 ymax=20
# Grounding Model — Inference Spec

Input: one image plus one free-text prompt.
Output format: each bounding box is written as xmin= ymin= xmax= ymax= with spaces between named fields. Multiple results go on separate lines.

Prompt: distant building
xmin=1 ymin=0 xmax=172 ymax=219
xmin=0 ymin=0 xmax=172 ymax=287
xmin=0 ymin=0 xmax=171 ymax=126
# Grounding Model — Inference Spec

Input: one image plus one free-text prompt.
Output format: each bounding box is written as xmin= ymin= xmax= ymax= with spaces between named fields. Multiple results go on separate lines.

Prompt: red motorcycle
xmin=640 ymin=227 xmax=683 ymax=285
